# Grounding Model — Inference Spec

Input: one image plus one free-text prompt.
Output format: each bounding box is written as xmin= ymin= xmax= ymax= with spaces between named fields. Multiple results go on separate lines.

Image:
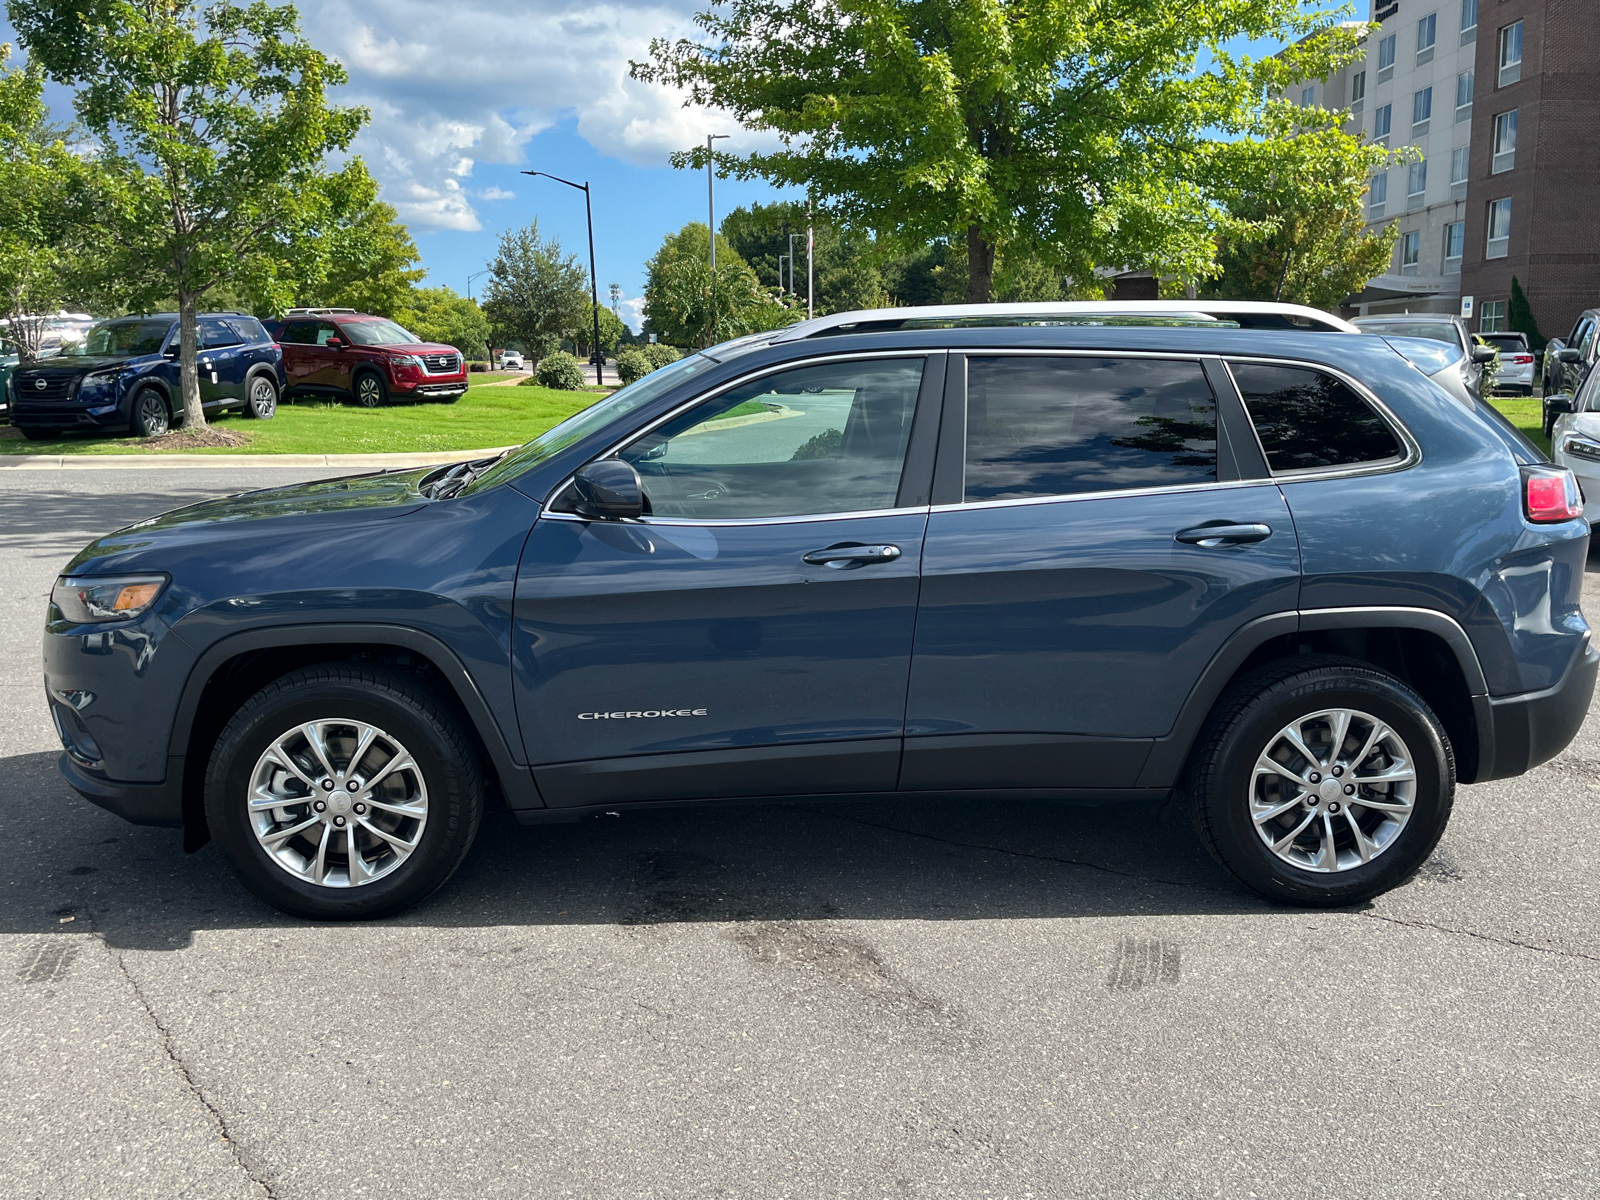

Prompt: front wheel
xmin=244 ymin=374 xmax=278 ymax=419
xmin=1190 ymin=656 xmax=1454 ymax=907
xmin=204 ymin=665 xmax=485 ymax=920
xmin=129 ymin=387 xmax=170 ymax=438
xmin=354 ymin=372 xmax=388 ymax=408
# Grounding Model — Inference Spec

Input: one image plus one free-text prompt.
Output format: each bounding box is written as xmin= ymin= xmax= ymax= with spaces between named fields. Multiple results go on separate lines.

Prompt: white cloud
xmin=303 ymin=0 xmax=755 ymax=232
xmin=478 ymin=186 xmax=516 ymax=201
xmin=618 ymin=295 xmax=646 ymax=332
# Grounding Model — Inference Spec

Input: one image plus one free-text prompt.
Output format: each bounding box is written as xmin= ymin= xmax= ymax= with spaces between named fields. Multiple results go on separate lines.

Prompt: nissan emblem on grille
xmin=35 ymin=378 xmax=46 ymax=390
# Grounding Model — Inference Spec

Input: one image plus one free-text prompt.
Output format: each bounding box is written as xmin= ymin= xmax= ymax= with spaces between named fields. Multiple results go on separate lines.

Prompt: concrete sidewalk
xmin=0 ymin=445 xmax=518 ymax=470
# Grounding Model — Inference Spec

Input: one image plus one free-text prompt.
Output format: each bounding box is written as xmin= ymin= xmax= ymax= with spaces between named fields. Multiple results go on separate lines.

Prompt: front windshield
xmin=1360 ymin=321 xmax=1459 ymax=346
xmin=65 ymin=318 xmax=173 ymax=357
xmin=464 ymin=353 xmax=718 ymax=495
xmin=341 ymin=319 xmax=421 ymax=346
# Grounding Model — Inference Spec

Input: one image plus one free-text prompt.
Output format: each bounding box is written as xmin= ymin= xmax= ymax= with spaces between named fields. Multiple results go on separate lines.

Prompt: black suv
xmin=10 ymin=313 xmax=284 ymax=440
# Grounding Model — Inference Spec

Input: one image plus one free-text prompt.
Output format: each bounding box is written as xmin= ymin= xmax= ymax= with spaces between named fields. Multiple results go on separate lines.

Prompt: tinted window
xmin=1357 ymin=320 xmax=1461 ymax=347
xmin=963 ymin=356 xmax=1216 ymax=502
xmin=616 ymin=358 xmax=924 ymax=520
xmin=68 ymin=319 xmax=173 ymax=357
xmin=315 ymin=322 xmax=341 ymax=347
xmin=341 ymin=319 xmax=420 ymax=346
xmin=1482 ymin=333 xmax=1526 ymax=352
xmin=279 ymin=321 xmax=317 ymax=345
xmin=1231 ymin=363 xmax=1404 ymax=472
xmin=199 ymin=317 xmax=241 ymax=348
xmin=229 ymin=317 xmax=269 ymax=344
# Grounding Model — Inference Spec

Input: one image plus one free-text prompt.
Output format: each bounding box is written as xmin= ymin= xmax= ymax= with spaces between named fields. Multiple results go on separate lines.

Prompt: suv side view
xmin=1543 ymin=308 xmax=1600 ymax=432
xmin=269 ymin=309 xmax=468 ymax=407
xmin=43 ymin=302 xmax=1595 ymax=921
xmin=10 ymin=313 xmax=284 ymax=440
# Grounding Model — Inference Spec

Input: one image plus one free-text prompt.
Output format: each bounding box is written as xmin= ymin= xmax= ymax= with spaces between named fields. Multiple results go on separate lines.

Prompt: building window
xmin=1378 ymin=33 xmax=1397 ymax=82
xmin=1417 ymin=13 xmax=1437 ymax=63
xmin=1373 ymin=103 xmax=1392 ymax=146
xmin=1460 ymin=0 xmax=1478 ymax=43
xmin=1450 ymin=145 xmax=1469 ymax=198
xmin=1486 ymin=198 xmax=1512 ymax=259
xmin=1456 ymin=69 xmax=1474 ymax=120
xmin=1408 ymin=158 xmax=1428 ymax=206
xmin=1413 ymin=87 xmax=1433 ymax=133
xmin=1369 ymin=170 xmax=1389 ymax=216
xmin=1492 ymin=110 xmax=1517 ymax=173
xmin=1301 ymin=86 xmax=1315 ymax=108
xmin=1444 ymin=221 xmax=1464 ymax=272
xmin=1499 ymin=21 xmax=1523 ymax=87
xmin=1352 ymin=71 xmax=1367 ymax=110
xmin=1481 ymin=300 xmax=1508 ymax=333
xmin=1400 ymin=230 xmax=1422 ymax=276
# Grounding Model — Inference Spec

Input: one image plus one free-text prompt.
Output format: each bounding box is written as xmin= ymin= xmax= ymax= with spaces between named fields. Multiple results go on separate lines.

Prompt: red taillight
xmin=1512 ymin=354 xmax=1533 ymax=364
xmin=1523 ymin=466 xmax=1584 ymax=523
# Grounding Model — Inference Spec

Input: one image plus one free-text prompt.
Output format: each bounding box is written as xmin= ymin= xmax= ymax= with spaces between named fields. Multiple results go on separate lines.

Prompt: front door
xmin=197 ymin=317 xmax=247 ymax=408
xmin=512 ymin=354 xmax=943 ymax=807
xmin=903 ymin=352 xmax=1302 ymax=790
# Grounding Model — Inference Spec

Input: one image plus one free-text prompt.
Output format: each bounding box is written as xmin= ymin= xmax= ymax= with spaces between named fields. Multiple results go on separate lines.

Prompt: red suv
xmin=269 ymin=309 xmax=468 ymax=407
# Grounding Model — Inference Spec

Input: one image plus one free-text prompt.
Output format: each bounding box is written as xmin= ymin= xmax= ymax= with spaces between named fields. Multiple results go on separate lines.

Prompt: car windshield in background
xmin=340 ymin=320 xmax=420 ymax=346
xmin=66 ymin=319 xmax=172 ymax=357
xmin=1362 ymin=321 xmax=1459 ymax=346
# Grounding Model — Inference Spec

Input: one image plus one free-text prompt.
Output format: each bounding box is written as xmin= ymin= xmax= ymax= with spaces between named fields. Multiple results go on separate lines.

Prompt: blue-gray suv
xmin=11 ymin=312 xmax=284 ymax=440
xmin=42 ymin=302 xmax=1596 ymax=919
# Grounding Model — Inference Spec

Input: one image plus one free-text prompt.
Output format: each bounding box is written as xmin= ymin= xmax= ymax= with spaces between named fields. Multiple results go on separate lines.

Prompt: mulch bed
xmin=137 ymin=426 xmax=251 ymax=450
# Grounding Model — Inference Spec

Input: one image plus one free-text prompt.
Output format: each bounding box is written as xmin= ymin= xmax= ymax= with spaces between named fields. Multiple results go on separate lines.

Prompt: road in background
xmin=3 ymin=467 xmax=1598 ymax=1199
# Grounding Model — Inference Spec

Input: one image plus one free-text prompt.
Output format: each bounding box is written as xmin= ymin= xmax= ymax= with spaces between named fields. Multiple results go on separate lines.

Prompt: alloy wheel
xmin=1249 ymin=707 xmax=1416 ymax=873
xmin=135 ymin=392 xmax=169 ymax=437
xmin=249 ymin=376 xmax=277 ymax=418
xmin=356 ymin=375 xmax=384 ymax=407
xmin=247 ymin=719 xmax=428 ymax=888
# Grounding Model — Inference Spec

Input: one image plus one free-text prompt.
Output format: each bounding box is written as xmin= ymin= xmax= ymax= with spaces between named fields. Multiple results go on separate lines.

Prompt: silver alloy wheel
xmin=247 ymin=719 xmax=428 ymax=888
xmin=1250 ymin=707 xmax=1416 ymax=873
xmin=356 ymin=374 xmax=384 ymax=407
xmin=135 ymin=391 xmax=168 ymax=437
xmin=249 ymin=375 xmax=277 ymax=417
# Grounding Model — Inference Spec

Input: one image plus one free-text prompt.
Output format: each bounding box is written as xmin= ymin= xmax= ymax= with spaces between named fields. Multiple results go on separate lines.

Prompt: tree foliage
xmin=10 ymin=0 xmax=368 ymax=428
xmin=636 ymin=0 xmax=1362 ymax=302
xmin=572 ymin=302 xmax=628 ymax=358
xmin=644 ymin=220 xmax=801 ymax=346
xmin=394 ymin=286 xmax=490 ymax=357
xmin=1508 ymin=276 xmax=1545 ymax=353
xmin=480 ymin=220 xmax=589 ymax=362
xmin=306 ymin=197 xmax=424 ymax=317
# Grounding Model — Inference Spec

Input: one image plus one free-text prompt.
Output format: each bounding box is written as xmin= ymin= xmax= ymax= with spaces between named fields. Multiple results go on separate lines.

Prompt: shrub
xmin=467 ymin=361 xmax=491 ymax=373
xmin=536 ymin=352 xmax=587 ymax=390
xmin=790 ymin=427 xmax=843 ymax=460
xmin=516 ymin=374 xmax=544 ymax=386
xmin=616 ymin=347 xmax=653 ymax=385
xmin=642 ymin=343 xmax=682 ymax=370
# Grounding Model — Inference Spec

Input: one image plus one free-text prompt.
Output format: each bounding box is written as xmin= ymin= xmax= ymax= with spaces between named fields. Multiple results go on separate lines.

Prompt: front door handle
xmin=1175 ymin=523 xmax=1273 ymax=547
xmin=802 ymin=543 xmax=902 ymax=568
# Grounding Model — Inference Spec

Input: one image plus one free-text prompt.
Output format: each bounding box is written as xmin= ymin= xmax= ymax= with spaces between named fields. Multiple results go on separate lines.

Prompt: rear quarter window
xmin=1229 ymin=362 xmax=1405 ymax=472
xmin=229 ymin=317 xmax=269 ymax=343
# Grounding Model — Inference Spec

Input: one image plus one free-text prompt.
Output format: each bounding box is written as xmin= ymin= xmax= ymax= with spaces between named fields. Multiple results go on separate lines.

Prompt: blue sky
xmin=0 ymin=1 xmax=1334 ymax=329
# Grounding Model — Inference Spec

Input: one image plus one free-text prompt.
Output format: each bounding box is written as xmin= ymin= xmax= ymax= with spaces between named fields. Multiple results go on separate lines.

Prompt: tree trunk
xmin=176 ymin=293 xmax=206 ymax=429
xmin=966 ymin=225 xmax=996 ymax=304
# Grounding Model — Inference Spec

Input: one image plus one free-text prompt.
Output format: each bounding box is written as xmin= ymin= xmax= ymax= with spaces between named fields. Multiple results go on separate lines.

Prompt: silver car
xmin=1480 ymin=331 xmax=1536 ymax=395
xmin=1549 ymin=361 xmax=1600 ymax=508
xmin=1353 ymin=315 xmax=1494 ymax=403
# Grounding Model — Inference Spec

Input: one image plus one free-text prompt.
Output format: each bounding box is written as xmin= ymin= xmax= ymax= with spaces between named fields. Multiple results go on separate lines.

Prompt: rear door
xmin=197 ymin=317 xmax=247 ymax=408
xmin=512 ymin=353 xmax=944 ymax=807
xmin=903 ymin=351 xmax=1301 ymax=791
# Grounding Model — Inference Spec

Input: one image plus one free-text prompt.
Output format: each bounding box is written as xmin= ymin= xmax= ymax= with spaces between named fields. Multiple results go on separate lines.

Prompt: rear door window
xmin=228 ymin=317 xmax=269 ymax=344
xmin=962 ymin=355 xmax=1217 ymax=502
xmin=1229 ymin=362 xmax=1404 ymax=472
xmin=199 ymin=317 xmax=241 ymax=348
xmin=279 ymin=321 xmax=316 ymax=345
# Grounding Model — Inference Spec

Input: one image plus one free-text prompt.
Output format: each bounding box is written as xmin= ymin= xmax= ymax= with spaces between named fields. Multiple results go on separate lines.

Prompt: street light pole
xmin=787 ymin=232 xmax=802 ymax=297
xmin=466 ymin=269 xmax=490 ymax=302
xmin=522 ymin=170 xmax=605 ymax=387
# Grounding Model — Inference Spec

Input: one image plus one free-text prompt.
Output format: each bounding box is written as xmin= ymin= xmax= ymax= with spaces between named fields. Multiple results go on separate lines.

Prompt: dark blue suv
xmin=11 ymin=313 xmax=285 ymax=440
xmin=42 ymin=303 xmax=1596 ymax=919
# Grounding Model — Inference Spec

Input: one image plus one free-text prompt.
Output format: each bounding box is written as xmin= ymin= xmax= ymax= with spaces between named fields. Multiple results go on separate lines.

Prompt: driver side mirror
xmin=326 ymin=337 xmax=346 ymax=350
xmin=558 ymin=460 xmax=644 ymax=521
xmin=1560 ymin=347 xmax=1583 ymax=363
xmin=1547 ymin=394 xmax=1576 ymax=415
xmin=1471 ymin=344 xmax=1497 ymax=364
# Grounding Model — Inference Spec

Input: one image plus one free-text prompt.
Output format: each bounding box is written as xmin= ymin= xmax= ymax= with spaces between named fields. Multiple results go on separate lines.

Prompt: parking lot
xmin=3 ymin=465 xmax=1598 ymax=1199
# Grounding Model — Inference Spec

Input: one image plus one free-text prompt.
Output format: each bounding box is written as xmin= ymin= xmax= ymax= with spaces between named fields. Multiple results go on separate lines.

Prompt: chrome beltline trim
xmin=926 ymin=478 xmax=1280 ymax=515
xmin=539 ymin=505 xmax=932 ymax=528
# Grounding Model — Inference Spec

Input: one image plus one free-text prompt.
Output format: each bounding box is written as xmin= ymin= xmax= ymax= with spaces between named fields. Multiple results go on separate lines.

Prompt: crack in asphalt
xmin=102 ymin=938 xmax=280 ymax=1199
xmin=1355 ymin=911 xmax=1600 ymax=964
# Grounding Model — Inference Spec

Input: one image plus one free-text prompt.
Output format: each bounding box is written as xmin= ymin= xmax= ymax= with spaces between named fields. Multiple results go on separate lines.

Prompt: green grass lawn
xmin=1488 ymin=394 xmax=1548 ymax=455
xmin=0 ymin=380 xmax=607 ymax=456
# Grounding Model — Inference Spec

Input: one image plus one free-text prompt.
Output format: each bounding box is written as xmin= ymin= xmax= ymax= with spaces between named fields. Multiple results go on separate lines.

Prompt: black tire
xmin=353 ymin=371 xmax=388 ymax=408
xmin=244 ymin=373 xmax=278 ymax=419
xmin=129 ymin=387 xmax=170 ymax=438
xmin=1189 ymin=655 xmax=1454 ymax=907
xmin=204 ymin=665 xmax=485 ymax=920
xmin=21 ymin=428 xmax=61 ymax=441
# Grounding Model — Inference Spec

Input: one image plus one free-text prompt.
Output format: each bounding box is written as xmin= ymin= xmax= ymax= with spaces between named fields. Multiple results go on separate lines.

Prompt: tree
xmin=394 ymin=286 xmax=491 ymax=357
xmin=0 ymin=46 xmax=97 ymax=360
xmin=571 ymin=303 xmax=627 ymax=359
xmin=310 ymin=197 xmax=424 ymax=317
xmin=721 ymin=201 xmax=889 ymax=315
xmin=11 ymin=0 xmax=367 ymax=429
xmin=635 ymin=0 xmax=1360 ymax=302
xmin=1200 ymin=125 xmax=1398 ymax=309
xmin=643 ymin=221 xmax=800 ymax=347
xmin=1508 ymin=276 xmax=1546 ymax=354
xmin=480 ymin=220 xmax=589 ymax=363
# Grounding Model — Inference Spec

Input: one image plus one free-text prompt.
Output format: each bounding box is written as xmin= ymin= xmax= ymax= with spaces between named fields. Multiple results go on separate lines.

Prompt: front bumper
xmin=12 ymin=403 xmax=127 ymax=429
xmin=1474 ymin=638 xmax=1599 ymax=781
xmin=398 ymin=380 xmax=468 ymax=399
xmin=59 ymin=752 xmax=184 ymax=827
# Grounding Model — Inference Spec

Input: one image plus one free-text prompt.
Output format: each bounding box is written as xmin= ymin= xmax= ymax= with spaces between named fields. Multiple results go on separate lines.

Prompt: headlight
xmin=389 ymin=355 xmax=423 ymax=369
xmin=1562 ymin=435 xmax=1600 ymax=464
xmin=51 ymin=574 xmax=169 ymax=622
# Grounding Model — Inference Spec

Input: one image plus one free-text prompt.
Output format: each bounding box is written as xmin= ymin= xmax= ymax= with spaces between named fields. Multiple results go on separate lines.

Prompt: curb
xmin=0 ymin=446 xmax=520 ymax=471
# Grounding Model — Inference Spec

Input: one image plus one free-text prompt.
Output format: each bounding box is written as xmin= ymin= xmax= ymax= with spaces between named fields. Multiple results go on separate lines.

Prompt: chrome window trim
xmin=927 ymin=477 xmax=1280 ymax=516
xmin=1221 ymin=355 xmax=1422 ymax=482
xmin=543 ymin=348 xmax=943 ymax=520
xmin=539 ymin=504 xmax=932 ymax=529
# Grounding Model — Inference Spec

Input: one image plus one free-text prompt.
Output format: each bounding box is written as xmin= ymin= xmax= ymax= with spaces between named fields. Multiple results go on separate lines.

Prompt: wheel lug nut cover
xmin=1344 ymin=784 xmax=1355 ymax=794
xmin=1308 ymin=772 xmax=1320 ymax=783
xmin=347 ymin=780 xmax=359 ymax=791
xmin=334 ymin=815 xmax=345 ymax=826
xmin=313 ymin=800 xmax=325 ymax=812
xmin=321 ymin=779 xmax=334 ymax=791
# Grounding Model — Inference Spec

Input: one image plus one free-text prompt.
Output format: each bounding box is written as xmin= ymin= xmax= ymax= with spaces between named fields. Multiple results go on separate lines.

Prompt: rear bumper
xmin=1474 ymin=639 xmax=1599 ymax=781
xmin=60 ymin=752 xmax=183 ymax=827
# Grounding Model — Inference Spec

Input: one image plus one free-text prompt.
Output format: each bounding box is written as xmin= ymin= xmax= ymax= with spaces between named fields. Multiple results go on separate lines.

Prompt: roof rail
xmin=283 ymin=307 xmax=360 ymax=316
xmin=768 ymin=300 xmax=1358 ymax=342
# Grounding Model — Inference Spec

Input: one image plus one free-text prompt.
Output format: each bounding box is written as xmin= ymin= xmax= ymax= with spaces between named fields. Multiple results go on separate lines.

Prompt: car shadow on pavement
xmin=0 ymin=485 xmax=249 ymax=555
xmin=0 ymin=749 xmax=1272 ymax=951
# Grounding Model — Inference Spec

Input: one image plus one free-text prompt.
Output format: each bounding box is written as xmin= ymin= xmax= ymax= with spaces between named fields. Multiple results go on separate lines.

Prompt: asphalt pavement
xmin=2 ymin=466 xmax=1598 ymax=1199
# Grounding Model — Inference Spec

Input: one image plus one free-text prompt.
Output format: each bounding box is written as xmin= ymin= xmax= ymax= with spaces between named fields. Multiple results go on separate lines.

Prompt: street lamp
xmin=522 ymin=170 xmax=605 ymax=387
xmin=706 ymin=134 xmax=729 ymax=270
xmin=788 ymin=232 xmax=803 ymax=297
xmin=466 ymin=269 xmax=490 ymax=302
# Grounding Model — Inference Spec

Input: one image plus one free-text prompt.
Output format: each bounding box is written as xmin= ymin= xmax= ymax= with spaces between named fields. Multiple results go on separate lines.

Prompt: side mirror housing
xmin=1471 ymin=344 xmax=1497 ymax=364
xmin=559 ymin=460 xmax=644 ymax=521
xmin=1560 ymin=346 xmax=1583 ymax=363
xmin=326 ymin=337 xmax=346 ymax=350
xmin=1547 ymin=394 xmax=1576 ymax=415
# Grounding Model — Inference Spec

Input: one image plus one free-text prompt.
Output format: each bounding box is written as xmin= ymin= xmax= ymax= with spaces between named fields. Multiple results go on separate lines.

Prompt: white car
xmin=1480 ymin=331 xmax=1536 ymax=395
xmin=1549 ymin=358 xmax=1600 ymax=506
xmin=499 ymin=351 xmax=524 ymax=370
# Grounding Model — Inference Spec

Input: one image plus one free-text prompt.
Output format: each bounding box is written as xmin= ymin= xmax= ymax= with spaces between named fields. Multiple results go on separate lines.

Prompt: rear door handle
xmin=1174 ymin=523 xmax=1273 ymax=547
xmin=803 ymin=543 xmax=902 ymax=567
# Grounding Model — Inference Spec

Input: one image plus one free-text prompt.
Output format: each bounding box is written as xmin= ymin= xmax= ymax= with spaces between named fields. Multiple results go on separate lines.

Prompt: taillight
xmin=1512 ymin=354 xmax=1533 ymax=364
xmin=1522 ymin=466 xmax=1584 ymax=523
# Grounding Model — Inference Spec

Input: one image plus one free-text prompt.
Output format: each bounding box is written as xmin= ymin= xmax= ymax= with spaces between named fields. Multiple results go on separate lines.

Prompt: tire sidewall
xmin=1207 ymin=672 xmax=1453 ymax=904
xmin=247 ymin=374 xmax=277 ymax=419
xmin=353 ymin=371 xmax=386 ymax=408
xmin=206 ymin=680 xmax=477 ymax=919
xmin=131 ymin=388 xmax=169 ymax=437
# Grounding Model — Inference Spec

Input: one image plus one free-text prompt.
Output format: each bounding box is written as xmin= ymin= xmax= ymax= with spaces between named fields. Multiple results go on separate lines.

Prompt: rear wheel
xmin=204 ymin=665 xmax=485 ymax=920
xmin=244 ymin=374 xmax=278 ymax=419
xmin=353 ymin=371 xmax=387 ymax=408
xmin=1190 ymin=656 xmax=1454 ymax=907
xmin=129 ymin=387 xmax=169 ymax=438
